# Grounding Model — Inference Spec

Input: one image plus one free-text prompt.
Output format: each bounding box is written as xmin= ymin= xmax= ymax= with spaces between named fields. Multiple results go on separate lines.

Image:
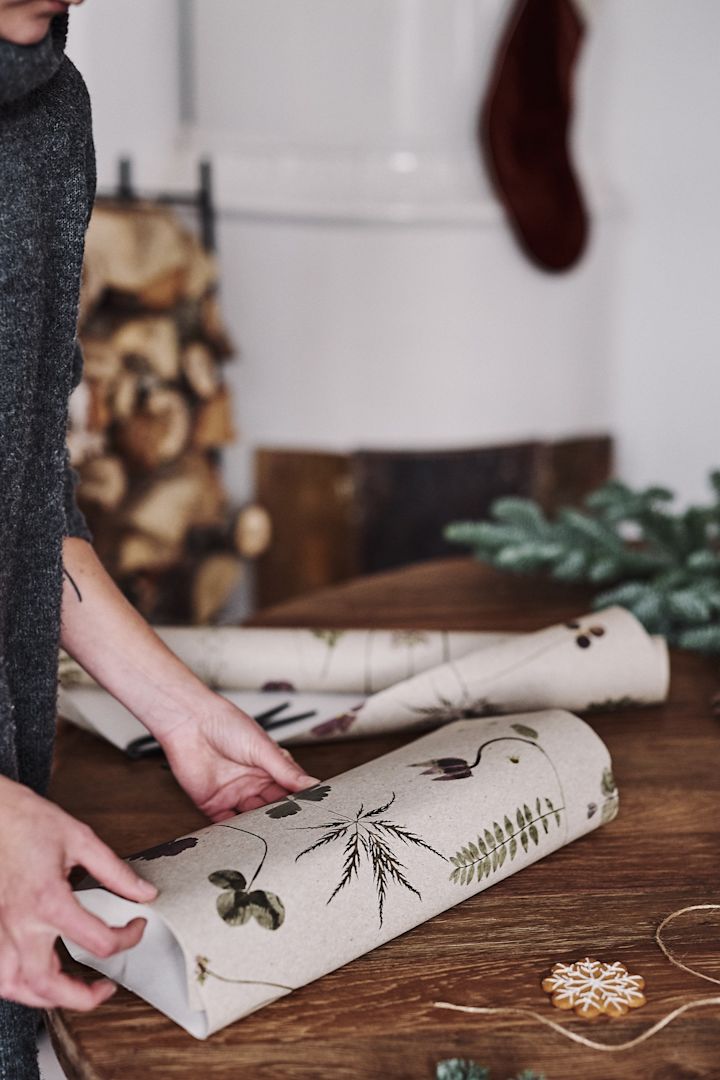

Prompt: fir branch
xmin=445 ymin=472 xmax=720 ymax=652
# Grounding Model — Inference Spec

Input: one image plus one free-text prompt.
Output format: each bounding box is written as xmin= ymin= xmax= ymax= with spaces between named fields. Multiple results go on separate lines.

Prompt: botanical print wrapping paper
xmin=59 ymin=627 xmax=507 ymax=692
xmin=65 ymin=710 xmax=618 ymax=1039
xmin=311 ymin=605 xmax=670 ymax=742
xmin=57 ymin=607 xmax=669 ymax=750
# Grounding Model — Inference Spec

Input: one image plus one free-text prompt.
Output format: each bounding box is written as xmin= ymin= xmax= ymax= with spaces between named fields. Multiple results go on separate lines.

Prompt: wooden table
xmin=48 ymin=559 xmax=720 ymax=1079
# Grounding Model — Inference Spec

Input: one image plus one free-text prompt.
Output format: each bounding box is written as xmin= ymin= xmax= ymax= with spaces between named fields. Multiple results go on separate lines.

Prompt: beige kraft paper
xmin=65 ymin=709 xmax=618 ymax=1039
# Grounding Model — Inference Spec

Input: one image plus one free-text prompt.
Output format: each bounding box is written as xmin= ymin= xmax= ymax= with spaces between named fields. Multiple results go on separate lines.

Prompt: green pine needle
xmin=444 ymin=472 xmax=720 ymax=653
xmin=434 ymin=1063 xmax=545 ymax=1080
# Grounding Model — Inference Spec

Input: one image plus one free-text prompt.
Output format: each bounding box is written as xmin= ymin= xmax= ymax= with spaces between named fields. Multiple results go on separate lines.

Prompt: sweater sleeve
xmin=63 ymin=339 xmax=93 ymax=542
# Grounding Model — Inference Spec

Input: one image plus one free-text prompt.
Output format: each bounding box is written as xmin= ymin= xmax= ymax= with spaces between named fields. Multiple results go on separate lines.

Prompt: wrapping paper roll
xmin=66 ymin=709 xmax=619 ymax=1039
xmin=58 ymin=607 xmax=669 ymax=750
xmin=59 ymin=627 xmax=508 ymax=693
xmin=308 ymin=605 xmax=670 ymax=742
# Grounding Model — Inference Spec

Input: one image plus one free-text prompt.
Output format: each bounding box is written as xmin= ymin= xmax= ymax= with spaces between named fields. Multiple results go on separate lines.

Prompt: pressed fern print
xmin=449 ymin=797 xmax=564 ymax=885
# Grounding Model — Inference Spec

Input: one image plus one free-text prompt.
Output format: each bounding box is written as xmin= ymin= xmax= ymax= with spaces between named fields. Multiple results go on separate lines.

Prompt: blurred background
xmin=63 ymin=0 xmax=720 ymax=621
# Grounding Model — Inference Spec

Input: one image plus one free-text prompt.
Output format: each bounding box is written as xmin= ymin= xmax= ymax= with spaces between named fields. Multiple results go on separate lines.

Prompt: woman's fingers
xmin=251 ymin=734 xmax=319 ymax=793
xmin=72 ymin=828 xmax=157 ymax=904
xmin=55 ymin=898 xmax=147 ymax=958
xmin=33 ymin=970 xmax=117 ymax=1012
xmin=16 ymin=934 xmax=118 ymax=1011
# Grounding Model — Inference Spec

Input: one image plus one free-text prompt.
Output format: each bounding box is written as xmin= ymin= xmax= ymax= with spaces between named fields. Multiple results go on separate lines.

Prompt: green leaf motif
xmin=449 ymin=798 xmax=564 ymax=886
xmin=601 ymin=768 xmax=617 ymax=796
xmin=216 ymin=891 xmax=253 ymax=926
xmin=295 ymin=785 xmax=332 ymax=803
xmin=436 ymin=1058 xmax=490 ymax=1080
xmin=210 ymin=870 xmax=285 ymax=931
xmin=209 ymin=869 xmax=246 ymax=890
xmin=247 ymin=891 xmax=285 ymax=930
xmin=511 ymin=722 xmax=539 ymax=740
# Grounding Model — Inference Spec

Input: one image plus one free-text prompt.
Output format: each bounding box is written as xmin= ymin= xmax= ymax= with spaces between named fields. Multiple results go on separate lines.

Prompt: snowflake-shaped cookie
xmin=541 ymin=957 xmax=646 ymax=1019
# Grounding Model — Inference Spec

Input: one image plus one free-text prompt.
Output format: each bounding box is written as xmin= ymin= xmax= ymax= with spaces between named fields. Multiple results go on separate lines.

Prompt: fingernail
xmin=138 ymin=880 xmax=158 ymax=900
xmin=299 ymin=774 xmax=321 ymax=786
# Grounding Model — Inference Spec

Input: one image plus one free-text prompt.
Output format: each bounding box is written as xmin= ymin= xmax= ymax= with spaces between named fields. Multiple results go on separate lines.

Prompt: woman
xmin=0 ymin=3 xmax=318 ymax=1076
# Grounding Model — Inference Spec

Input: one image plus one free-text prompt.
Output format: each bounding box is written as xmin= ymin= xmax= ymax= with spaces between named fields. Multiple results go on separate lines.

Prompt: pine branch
xmin=445 ymin=471 xmax=720 ymax=652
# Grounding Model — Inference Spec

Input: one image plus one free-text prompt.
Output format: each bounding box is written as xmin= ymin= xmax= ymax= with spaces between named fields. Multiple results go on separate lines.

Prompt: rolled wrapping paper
xmin=292 ymin=605 xmax=670 ymax=741
xmin=65 ymin=709 xmax=619 ymax=1039
xmin=59 ymin=627 xmax=509 ymax=692
xmin=57 ymin=607 xmax=669 ymax=750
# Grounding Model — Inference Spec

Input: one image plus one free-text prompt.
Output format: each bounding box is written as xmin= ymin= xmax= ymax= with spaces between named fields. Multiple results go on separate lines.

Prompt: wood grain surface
xmin=47 ymin=559 xmax=720 ymax=1079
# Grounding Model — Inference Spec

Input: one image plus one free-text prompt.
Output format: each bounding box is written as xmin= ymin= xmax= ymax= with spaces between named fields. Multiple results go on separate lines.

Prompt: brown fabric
xmin=480 ymin=0 xmax=588 ymax=272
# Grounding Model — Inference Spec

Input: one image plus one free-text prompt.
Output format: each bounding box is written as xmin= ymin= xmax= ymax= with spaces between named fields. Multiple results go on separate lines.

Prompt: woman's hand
xmin=158 ymin=699 xmax=320 ymax=822
xmin=59 ymin=539 xmax=319 ymax=822
xmin=0 ymin=776 xmax=157 ymax=1010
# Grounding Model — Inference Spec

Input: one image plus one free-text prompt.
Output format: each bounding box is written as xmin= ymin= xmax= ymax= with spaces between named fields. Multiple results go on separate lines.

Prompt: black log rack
xmin=98 ymin=156 xmax=216 ymax=254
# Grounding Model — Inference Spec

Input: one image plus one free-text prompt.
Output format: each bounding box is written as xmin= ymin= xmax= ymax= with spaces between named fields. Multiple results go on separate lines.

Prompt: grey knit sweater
xmin=0 ymin=12 xmax=94 ymax=1078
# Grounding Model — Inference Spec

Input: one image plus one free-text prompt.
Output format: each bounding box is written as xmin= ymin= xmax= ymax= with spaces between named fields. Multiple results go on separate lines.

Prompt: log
xmin=66 ymin=429 xmax=106 ymax=468
xmin=110 ymin=370 xmax=139 ymax=421
xmin=231 ymin=503 xmax=272 ymax=560
xmin=116 ymin=531 xmax=182 ymax=575
xmin=181 ymin=342 xmax=219 ymax=400
xmin=83 ymin=201 xmax=193 ymax=300
xmin=191 ymin=385 xmax=235 ymax=449
xmin=86 ymin=380 xmax=112 ymax=433
xmin=135 ymin=266 xmax=187 ymax=311
xmin=66 ymin=381 xmax=107 ymax=465
xmin=182 ymin=233 xmax=218 ymax=301
xmin=191 ymin=553 xmax=244 ymax=624
xmin=79 ymin=338 xmax=122 ymax=383
xmin=77 ymin=455 xmax=127 ymax=513
xmin=115 ymin=386 xmax=191 ymax=471
xmin=123 ymin=454 xmax=226 ymax=545
xmin=199 ymin=292 xmax=235 ymax=359
xmin=111 ymin=317 xmax=180 ymax=381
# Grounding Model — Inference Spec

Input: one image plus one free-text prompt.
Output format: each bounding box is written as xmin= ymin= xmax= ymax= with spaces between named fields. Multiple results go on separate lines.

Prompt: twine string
xmin=434 ymin=903 xmax=720 ymax=1053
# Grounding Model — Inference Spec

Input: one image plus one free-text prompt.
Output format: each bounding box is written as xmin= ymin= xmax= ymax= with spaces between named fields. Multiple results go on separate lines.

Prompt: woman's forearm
xmin=60 ymin=538 xmax=219 ymax=738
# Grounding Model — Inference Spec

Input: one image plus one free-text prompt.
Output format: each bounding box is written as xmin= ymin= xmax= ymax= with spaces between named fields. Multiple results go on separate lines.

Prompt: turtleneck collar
xmin=0 ymin=12 xmax=68 ymax=106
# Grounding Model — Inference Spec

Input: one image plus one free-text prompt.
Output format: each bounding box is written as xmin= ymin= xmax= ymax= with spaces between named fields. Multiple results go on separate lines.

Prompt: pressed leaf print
xmin=209 ymin=826 xmax=285 ymax=930
xmin=448 ymin=796 xmax=564 ymax=885
xmin=128 ymin=836 xmax=199 ymax=862
xmin=294 ymin=793 xmax=446 ymax=926
xmin=210 ymin=872 xmax=285 ymax=930
xmin=411 ymin=694 xmax=504 ymax=727
xmin=310 ymin=708 xmax=363 ymax=739
xmin=410 ymin=726 xmax=564 ymax=803
xmin=195 ymin=955 xmax=292 ymax=992
xmin=265 ymin=784 xmax=333 ymax=819
xmin=510 ymin=722 xmax=539 ymax=739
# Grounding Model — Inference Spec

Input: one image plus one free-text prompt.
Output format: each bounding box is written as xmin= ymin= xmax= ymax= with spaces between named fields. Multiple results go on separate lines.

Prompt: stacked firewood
xmin=69 ymin=198 xmax=270 ymax=624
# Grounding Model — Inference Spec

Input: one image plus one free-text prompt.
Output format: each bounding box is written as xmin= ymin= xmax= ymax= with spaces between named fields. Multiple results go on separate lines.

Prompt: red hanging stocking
xmin=480 ymin=0 xmax=589 ymax=272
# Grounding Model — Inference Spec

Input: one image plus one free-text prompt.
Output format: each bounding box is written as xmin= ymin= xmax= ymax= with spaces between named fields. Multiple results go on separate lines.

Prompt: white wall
xmin=598 ymin=0 xmax=720 ymax=505
xmin=64 ymin=0 xmax=720 ymax=506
